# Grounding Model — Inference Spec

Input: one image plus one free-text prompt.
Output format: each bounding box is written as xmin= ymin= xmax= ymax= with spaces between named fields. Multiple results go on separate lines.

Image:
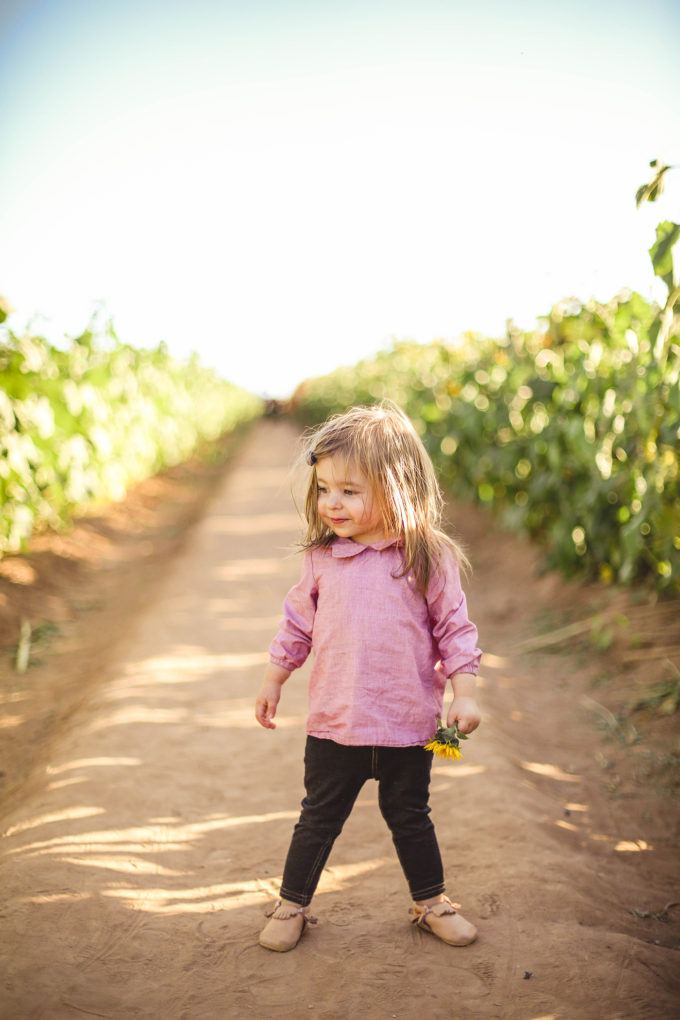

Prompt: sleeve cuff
xmin=442 ymin=655 xmax=481 ymax=678
xmin=269 ymin=655 xmax=298 ymax=671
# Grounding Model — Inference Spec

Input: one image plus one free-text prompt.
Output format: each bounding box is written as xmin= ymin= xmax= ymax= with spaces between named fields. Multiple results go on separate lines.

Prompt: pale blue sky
xmin=1 ymin=0 xmax=679 ymax=396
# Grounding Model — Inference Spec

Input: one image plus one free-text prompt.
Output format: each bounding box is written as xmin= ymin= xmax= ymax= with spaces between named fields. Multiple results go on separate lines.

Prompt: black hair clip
xmin=306 ymin=450 xmax=317 ymax=466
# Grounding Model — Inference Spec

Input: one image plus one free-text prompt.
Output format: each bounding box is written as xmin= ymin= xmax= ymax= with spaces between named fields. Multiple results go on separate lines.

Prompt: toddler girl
xmin=255 ymin=400 xmax=482 ymax=951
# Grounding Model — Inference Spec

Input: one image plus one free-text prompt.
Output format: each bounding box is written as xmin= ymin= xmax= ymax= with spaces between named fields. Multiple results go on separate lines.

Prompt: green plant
xmin=0 ymin=304 xmax=262 ymax=554
xmin=636 ymin=159 xmax=680 ymax=372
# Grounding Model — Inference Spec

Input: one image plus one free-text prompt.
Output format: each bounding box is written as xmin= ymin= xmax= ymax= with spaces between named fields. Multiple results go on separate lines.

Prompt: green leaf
xmin=635 ymin=161 xmax=671 ymax=208
xmin=649 ymin=221 xmax=680 ymax=294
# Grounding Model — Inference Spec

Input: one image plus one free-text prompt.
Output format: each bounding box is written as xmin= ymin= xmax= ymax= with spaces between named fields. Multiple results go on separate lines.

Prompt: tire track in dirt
xmin=1 ymin=419 xmax=678 ymax=1019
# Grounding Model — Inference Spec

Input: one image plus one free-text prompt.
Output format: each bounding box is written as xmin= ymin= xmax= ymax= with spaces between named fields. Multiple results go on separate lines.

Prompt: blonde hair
xmin=296 ymin=400 xmax=469 ymax=593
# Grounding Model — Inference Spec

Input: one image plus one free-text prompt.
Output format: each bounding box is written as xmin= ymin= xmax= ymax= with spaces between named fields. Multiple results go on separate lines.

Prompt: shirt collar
xmin=331 ymin=536 xmax=401 ymax=558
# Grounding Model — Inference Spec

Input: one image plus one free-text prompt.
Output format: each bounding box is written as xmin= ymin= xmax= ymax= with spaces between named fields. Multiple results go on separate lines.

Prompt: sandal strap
xmin=410 ymin=896 xmax=461 ymax=929
xmin=264 ymin=899 xmax=318 ymax=924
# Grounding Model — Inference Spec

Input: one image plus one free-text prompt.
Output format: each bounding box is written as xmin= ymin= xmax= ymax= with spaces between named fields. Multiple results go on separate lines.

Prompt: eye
xmin=343 ymin=488 xmax=356 ymax=496
xmin=317 ymin=485 xmax=328 ymax=494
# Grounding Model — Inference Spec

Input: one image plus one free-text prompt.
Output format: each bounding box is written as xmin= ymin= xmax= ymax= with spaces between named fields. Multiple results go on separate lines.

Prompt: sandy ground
xmin=1 ymin=419 xmax=679 ymax=1020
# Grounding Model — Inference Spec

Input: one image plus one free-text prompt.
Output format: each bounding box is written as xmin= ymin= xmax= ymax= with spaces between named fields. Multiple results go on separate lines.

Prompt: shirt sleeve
xmin=268 ymin=550 xmax=318 ymax=671
xmin=426 ymin=547 xmax=482 ymax=678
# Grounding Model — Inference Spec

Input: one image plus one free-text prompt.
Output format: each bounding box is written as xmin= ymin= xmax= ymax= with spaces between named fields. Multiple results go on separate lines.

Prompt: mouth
xmin=329 ymin=518 xmax=349 ymax=526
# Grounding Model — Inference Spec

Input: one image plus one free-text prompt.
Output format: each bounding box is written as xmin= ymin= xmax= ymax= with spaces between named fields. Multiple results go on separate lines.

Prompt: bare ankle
xmin=280 ymin=897 xmax=309 ymax=911
xmin=415 ymin=894 xmax=446 ymax=908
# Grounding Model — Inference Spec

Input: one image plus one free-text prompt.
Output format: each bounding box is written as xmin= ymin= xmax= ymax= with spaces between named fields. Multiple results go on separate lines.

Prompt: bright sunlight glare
xmin=1 ymin=0 xmax=679 ymax=396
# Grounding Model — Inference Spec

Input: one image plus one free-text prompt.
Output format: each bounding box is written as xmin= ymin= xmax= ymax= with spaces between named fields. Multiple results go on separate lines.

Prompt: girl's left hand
xmin=447 ymin=696 xmax=481 ymax=734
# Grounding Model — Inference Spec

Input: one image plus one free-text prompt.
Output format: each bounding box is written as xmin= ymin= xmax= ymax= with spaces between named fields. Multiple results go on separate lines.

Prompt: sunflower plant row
xmin=0 ymin=302 xmax=262 ymax=555
xmin=291 ymin=288 xmax=679 ymax=594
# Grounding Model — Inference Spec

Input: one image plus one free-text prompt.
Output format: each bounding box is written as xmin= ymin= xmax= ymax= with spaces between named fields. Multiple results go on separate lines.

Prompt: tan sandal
xmin=259 ymin=900 xmax=318 ymax=952
xmin=410 ymin=896 xmax=477 ymax=946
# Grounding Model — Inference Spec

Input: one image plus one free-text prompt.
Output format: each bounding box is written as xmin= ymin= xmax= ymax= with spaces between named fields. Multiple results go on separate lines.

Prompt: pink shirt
xmin=269 ymin=537 xmax=481 ymax=747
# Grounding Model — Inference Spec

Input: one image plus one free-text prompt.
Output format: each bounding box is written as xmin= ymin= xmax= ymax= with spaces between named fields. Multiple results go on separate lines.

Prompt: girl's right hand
xmin=255 ymin=663 xmax=291 ymax=729
xmin=255 ymin=682 xmax=280 ymax=729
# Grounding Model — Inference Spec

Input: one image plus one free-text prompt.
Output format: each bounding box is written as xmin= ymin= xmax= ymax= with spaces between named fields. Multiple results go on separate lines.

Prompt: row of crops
xmin=0 ymin=301 xmax=262 ymax=555
xmin=291 ymin=287 xmax=679 ymax=594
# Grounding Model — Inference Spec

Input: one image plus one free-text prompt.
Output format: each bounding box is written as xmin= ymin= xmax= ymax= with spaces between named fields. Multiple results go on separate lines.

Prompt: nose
xmin=327 ymin=489 xmax=343 ymax=509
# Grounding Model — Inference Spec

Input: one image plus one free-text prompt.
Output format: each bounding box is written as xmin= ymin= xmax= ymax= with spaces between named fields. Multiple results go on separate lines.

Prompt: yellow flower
xmin=423 ymin=718 xmax=468 ymax=763
xmin=424 ymin=739 xmax=462 ymax=761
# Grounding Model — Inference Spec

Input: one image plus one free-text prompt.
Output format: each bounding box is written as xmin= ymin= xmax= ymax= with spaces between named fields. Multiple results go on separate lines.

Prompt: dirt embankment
xmin=1 ymin=418 xmax=678 ymax=1019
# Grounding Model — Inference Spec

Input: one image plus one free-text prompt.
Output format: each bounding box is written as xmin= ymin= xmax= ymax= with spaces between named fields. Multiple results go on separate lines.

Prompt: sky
xmin=1 ymin=0 xmax=679 ymax=398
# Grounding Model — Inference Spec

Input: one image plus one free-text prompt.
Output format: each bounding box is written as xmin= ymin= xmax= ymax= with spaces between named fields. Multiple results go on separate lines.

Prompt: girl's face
xmin=315 ymin=454 xmax=385 ymax=545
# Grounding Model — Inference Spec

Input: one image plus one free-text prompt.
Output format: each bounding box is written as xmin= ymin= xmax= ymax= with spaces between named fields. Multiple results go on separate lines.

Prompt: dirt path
xmin=1 ymin=420 xmax=678 ymax=1020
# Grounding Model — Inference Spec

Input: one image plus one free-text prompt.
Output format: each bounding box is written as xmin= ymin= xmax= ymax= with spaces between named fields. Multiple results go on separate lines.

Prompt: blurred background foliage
xmin=0 ymin=305 xmax=262 ymax=555
xmin=291 ymin=291 xmax=678 ymax=594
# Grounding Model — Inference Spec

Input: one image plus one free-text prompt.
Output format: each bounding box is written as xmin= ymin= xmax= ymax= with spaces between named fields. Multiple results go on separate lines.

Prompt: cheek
xmin=359 ymin=497 xmax=376 ymax=521
xmin=351 ymin=497 xmax=366 ymax=519
xmin=369 ymin=499 xmax=383 ymax=524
